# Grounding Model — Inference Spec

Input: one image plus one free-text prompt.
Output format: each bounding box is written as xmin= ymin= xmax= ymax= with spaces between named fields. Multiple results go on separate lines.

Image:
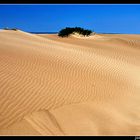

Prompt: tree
xmin=4 ymin=27 xmax=9 ymax=30
xmin=58 ymin=27 xmax=92 ymax=37
xmin=3 ymin=27 xmax=18 ymax=31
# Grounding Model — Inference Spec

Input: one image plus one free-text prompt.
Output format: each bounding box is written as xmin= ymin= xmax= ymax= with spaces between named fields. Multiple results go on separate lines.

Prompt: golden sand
xmin=0 ymin=30 xmax=140 ymax=135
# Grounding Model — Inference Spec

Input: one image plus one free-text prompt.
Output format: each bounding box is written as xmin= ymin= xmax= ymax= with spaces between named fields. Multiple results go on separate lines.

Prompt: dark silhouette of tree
xmin=3 ymin=27 xmax=9 ymax=30
xmin=3 ymin=27 xmax=18 ymax=31
xmin=12 ymin=28 xmax=18 ymax=31
xmin=58 ymin=27 xmax=93 ymax=37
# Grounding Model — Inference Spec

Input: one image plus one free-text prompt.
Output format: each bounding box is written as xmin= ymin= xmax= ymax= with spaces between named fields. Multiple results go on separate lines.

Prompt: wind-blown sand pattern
xmin=0 ymin=30 xmax=140 ymax=135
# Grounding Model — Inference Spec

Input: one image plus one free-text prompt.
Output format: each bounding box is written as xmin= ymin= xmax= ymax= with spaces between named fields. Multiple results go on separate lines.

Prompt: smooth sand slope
xmin=0 ymin=30 xmax=140 ymax=135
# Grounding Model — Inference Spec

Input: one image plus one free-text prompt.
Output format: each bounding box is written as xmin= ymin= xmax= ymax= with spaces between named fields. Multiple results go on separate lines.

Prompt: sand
xmin=0 ymin=30 xmax=140 ymax=136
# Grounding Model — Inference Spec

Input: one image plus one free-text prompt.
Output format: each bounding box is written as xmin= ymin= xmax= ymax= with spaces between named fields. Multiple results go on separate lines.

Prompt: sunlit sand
xmin=0 ymin=29 xmax=140 ymax=135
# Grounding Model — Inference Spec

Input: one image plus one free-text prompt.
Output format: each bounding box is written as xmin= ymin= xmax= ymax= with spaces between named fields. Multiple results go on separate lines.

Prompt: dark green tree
xmin=58 ymin=27 xmax=92 ymax=37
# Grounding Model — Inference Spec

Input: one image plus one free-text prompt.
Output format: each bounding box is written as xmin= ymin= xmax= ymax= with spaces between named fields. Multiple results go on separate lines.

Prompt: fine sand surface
xmin=0 ymin=30 xmax=140 ymax=135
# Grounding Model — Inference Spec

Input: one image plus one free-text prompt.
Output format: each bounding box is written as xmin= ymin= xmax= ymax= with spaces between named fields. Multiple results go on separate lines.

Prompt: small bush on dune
xmin=12 ymin=28 xmax=18 ymax=31
xmin=58 ymin=27 xmax=92 ymax=37
xmin=58 ymin=27 xmax=75 ymax=37
xmin=3 ymin=27 xmax=9 ymax=30
xmin=3 ymin=27 xmax=18 ymax=31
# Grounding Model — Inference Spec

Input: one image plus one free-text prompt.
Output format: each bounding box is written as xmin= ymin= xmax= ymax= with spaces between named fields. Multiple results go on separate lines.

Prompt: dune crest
xmin=71 ymin=33 xmax=110 ymax=40
xmin=0 ymin=30 xmax=140 ymax=135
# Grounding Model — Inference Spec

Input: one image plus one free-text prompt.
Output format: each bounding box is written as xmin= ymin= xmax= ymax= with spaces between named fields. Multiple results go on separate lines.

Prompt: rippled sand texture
xmin=0 ymin=30 xmax=140 ymax=135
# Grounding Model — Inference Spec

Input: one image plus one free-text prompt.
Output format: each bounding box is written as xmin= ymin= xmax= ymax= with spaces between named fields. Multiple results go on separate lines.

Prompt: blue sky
xmin=0 ymin=4 xmax=140 ymax=34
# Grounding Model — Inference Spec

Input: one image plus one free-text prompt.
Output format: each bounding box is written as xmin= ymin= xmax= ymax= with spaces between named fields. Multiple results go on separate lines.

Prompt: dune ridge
xmin=0 ymin=30 xmax=140 ymax=135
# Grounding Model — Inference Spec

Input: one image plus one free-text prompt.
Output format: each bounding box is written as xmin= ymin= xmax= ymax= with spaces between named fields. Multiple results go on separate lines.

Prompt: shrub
xmin=12 ymin=28 xmax=18 ymax=31
xmin=58 ymin=27 xmax=92 ymax=37
xmin=3 ymin=27 xmax=18 ymax=31
xmin=3 ymin=27 xmax=9 ymax=30
xmin=58 ymin=27 xmax=74 ymax=37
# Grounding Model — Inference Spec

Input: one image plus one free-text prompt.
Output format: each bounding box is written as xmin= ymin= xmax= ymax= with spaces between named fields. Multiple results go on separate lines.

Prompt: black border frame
xmin=0 ymin=2 xmax=140 ymax=138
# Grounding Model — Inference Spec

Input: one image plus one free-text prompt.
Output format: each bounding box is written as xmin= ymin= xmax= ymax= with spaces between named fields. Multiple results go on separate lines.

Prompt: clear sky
xmin=0 ymin=4 xmax=140 ymax=34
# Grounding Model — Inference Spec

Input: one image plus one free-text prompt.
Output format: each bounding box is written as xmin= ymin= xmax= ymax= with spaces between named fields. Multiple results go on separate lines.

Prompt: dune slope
xmin=0 ymin=30 xmax=140 ymax=135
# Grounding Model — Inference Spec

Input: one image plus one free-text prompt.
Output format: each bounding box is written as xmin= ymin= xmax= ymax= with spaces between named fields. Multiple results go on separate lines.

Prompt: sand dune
xmin=0 ymin=30 xmax=140 ymax=135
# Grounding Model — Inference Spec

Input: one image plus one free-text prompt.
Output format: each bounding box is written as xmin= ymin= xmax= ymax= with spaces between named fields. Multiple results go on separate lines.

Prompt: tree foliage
xmin=58 ymin=27 xmax=92 ymax=37
xmin=3 ymin=27 xmax=18 ymax=31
